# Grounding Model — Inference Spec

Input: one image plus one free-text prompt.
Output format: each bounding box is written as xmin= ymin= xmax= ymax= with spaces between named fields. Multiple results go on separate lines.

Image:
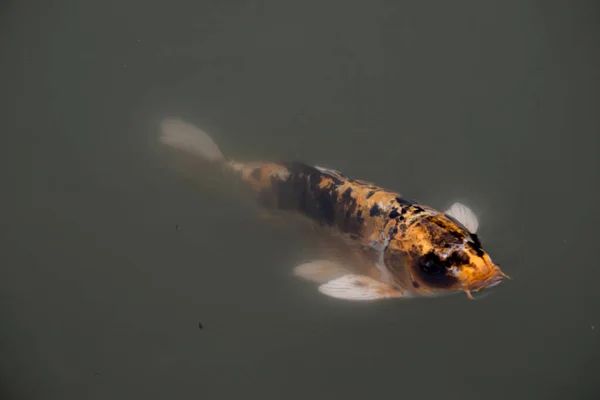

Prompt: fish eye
xmin=412 ymin=252 xmax=458 ymax=289
xmin=420 ymin=259 xmax=445 ymax=275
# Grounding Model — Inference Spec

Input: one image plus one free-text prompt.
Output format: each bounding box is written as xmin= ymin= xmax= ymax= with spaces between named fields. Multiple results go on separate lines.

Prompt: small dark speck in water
xmin=592 ymin=324 xmax=595 ymax=330
xmin=199 ymin=322 xmax=203 ymax=330
xmin=175 ymin=224 xmax=179 ymax=231
xmin=94 ymin=371 xmax=101 ymax=376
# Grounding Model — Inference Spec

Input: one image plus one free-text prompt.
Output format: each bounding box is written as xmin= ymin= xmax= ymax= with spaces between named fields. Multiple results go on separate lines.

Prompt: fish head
xmin=384 ymin=213 xmax=508 ymax=299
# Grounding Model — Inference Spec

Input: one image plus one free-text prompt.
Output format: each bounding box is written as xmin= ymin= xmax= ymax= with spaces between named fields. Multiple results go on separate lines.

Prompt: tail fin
xmin=159 ymin=117 xmax=224 ymax=163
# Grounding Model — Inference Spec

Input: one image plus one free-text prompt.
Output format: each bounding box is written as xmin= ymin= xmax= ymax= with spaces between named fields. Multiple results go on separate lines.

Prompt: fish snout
xmin=464 ymin=266 xmax=509 ymax=298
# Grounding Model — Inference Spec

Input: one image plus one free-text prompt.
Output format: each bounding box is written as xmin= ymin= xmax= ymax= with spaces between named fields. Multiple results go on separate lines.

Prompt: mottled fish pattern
xmin=159 ymin=117 xmax=509 ymax=301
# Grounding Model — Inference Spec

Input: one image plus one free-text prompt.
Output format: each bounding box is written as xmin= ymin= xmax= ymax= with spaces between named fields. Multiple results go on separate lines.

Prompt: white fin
xmin=445 ymin=202 xmax=479 ymax=233
xmin=159 ymin=117 xmax=224 ymax=163
xmin=318 ymin=274 xmax=405 ymax=301
xmin=293 ymin=260 xmax=350 ymax=284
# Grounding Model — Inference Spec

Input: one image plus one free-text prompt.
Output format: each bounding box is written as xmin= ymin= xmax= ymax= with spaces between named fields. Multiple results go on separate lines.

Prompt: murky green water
xmin=1 ymin=1 xmax=598 ymax=399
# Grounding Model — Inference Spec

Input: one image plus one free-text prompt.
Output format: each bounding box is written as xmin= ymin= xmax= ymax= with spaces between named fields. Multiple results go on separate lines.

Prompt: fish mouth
xmin=463 ymin=270 xmax=510 ymax=300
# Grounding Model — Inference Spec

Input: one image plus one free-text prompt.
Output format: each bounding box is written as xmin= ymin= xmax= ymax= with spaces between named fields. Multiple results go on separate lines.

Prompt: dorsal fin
xmin=314 ymin=165 xmax=347 ymax=181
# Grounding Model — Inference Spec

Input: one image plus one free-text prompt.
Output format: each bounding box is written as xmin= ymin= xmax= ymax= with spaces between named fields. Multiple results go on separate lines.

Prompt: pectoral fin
xmin=318 ymin=274 xmax=406 ymax=301
xmin=445 ymin=202 xmax=479 ymax=233
xmin=293 ymin=260 xmax=350 ymax=284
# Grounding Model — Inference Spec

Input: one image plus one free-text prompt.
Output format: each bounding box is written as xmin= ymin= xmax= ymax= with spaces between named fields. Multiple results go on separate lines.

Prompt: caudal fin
xmin=159 ymin=117 xmax=224 ymax=163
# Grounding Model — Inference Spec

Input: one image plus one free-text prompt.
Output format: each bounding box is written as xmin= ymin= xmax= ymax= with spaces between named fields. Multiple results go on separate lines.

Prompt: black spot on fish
xmin=288 ymin=162 xmax=344 ymax=186
xmin=440 ymin=229 xmax=461 ymax=244
xmin=332 ymin=177 xmax=345 ymax=186
xmin=356 ymin=209 xmax=364 ymax=224
xmin=422 ymin=217 xmax=463 ymax=245
xmin=389 ymin=209 xmax=400 ymax=219
xmin=366 ymin=191 xmax=376 ymax=199
xmin=411 ymin=205 xmax=425 ymax=213
xmin=388 ymin=226 xmax=398 ymax=237
xmin=446 ymin=250 xmax=470 ymax=266
xmin=341 ymin=187 xmax=353 ymax=201
xmin=269 ymin=163 xmax=337 ymax=226
xmin=314 ymin=193 xmax=335 ymax=226
xmin=395 ymin=196 xmax=415 ymax=206
xmin=469 ymin=233 xmax=485 ymax=256
xmin=369 ymin=205 xmax=381 ymax=217
xmin=400 ymin=208 xmax=408 ymax=215
xmin=412 ymin=281 xmax=420 ymax=288
xmin=338 ymin=187 xmax=362 ymax=235
xmin=251 ymin=168 xmax=261 ymax=180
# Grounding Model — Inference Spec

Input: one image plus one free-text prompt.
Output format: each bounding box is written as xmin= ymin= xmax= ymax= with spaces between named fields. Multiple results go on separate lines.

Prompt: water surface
xmin=0 ymin=1 xmax=598 ymax=399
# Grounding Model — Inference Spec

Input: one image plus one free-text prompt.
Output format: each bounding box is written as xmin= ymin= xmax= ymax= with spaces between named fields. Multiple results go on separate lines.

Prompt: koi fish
xmin=158 ymin=117 xmax=509 ymax=301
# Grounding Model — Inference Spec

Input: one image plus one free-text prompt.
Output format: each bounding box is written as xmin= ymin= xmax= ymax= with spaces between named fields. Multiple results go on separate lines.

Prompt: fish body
xmin=159 ymin=117 xmax=508 ymax=301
